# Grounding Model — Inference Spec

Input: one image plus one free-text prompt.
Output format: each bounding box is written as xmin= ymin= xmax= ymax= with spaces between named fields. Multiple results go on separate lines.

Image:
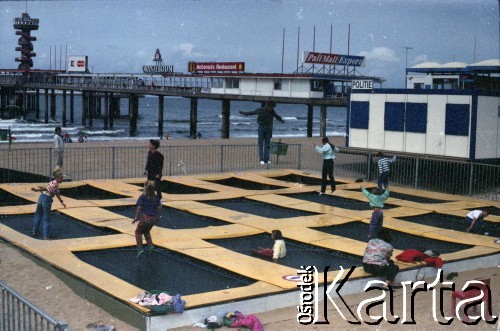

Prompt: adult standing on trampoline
xmin=133 ymin=181 xmax=162 ymax=258
xmin=315 ymin=137 xmax=340 ymax=195
xmin=144 ymin=139 xmax=164 ymax=199
xmin=239 ymin=100 xmax=285 ymax=165
xmin=362 ymin=229 xmax=399 ymax=289
xmin=54 ymin=127 xmax=65 ymax=167
xmin=376 ymin=152 xmax=396 ymax=192
xmin=31 ymin=167 xmax=66 ymax=240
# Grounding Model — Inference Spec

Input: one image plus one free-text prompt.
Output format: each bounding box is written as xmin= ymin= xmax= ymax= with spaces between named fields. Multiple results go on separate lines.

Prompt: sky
xmin=1 ymin=0 xmax=499 ymax=88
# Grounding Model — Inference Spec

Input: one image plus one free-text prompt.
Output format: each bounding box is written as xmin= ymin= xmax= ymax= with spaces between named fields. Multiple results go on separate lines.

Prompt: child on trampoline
xmin=465 ymin=209 xmax=491 ymax=234
xmin=133 ymin=181 xmax=162 ymax=258
xmin=31 ymin=167 xmax=66 ymax=240
xmin=252 ymin=230 xmax=287 ymax=260
xmin=362 ymin=229 xmax=400 ymax=289
xmin=361 ymin=186 xmax=390 ymax=239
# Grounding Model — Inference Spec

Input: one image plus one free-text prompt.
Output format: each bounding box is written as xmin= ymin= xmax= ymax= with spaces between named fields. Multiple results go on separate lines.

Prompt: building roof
xmin=408 ymin=59 xmax=499 ymax=74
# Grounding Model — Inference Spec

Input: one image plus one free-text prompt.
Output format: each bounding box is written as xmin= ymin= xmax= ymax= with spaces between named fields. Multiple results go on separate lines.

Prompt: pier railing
xmin=0 ymin=280 xmax=68 ymax=331
xmin=0 ymin=144 xmax=498 ymax=201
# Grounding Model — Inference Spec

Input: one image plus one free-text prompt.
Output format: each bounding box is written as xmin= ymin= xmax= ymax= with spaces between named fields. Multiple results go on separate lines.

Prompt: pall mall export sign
xmin=143 ymin=49 xmax=174 ymax=74
xmin=303 ymin=51 xmax=365 ymax=67
xmin=188 ymin=61 xmax=245 ymax=73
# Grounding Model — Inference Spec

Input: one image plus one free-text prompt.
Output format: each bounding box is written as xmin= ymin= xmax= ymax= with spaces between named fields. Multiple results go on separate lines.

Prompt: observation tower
xmin=13 ymin=12 xmax=39 ymax=70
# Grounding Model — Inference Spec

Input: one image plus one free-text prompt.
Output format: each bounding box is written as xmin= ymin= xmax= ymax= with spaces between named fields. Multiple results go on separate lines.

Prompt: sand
xmin=1 ymin=137 xmax=498 ymax=330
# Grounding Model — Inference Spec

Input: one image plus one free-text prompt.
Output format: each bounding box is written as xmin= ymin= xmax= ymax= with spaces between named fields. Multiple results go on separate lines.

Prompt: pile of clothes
xmin=193 ymin=311 xmax=263 ymax=331
xmin=129 ymin=291 xmax=186 ymax=314
xmin=395 ymin=249 xmax=443 ymax=267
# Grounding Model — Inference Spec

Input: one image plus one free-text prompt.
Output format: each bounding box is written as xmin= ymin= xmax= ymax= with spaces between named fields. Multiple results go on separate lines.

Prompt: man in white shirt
xmin=54 ymin=127 xmax=65 ymax=167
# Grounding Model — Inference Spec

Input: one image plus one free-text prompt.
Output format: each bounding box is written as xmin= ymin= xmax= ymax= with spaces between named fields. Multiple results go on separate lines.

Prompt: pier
xmin=0 ymin=71 xmax=350 ymax=139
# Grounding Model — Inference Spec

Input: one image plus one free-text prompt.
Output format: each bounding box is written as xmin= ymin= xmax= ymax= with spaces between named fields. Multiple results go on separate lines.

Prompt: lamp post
xmin=403 ymin=46 xmax=413 ymax=88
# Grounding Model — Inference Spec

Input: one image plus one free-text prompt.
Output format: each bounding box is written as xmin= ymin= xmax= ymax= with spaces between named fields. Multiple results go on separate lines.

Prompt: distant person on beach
xmin=197 ymin=132 xmax=202 ymax=139
xmin=361 ymin=186 xmax=390 ymax=239
xmin=54 ymin=127 xmax=65 ymax=167
xmin=252 ymin=230 xmax=287 ymax=260
xmin=377 ymin=152 xmax=396 ymax=191
xmin=62 ymin=133 xmax=72 ymax=143
xmin=31 ymin=167 xmax=66 ymax=240
xmin=132 ymin=181 xmax=162 ymax=258
xmin=144 ymin=139 xmax=164 ymax=198
xmin=239 ymin=100 xmax=284 ymax=165
xmin=315 ymin=137 xmax=340 ymax=195
xmin=465 ymin=209 xmax=490 ymax=233
xmin=362 ymin=229 xmax=399 ymax=289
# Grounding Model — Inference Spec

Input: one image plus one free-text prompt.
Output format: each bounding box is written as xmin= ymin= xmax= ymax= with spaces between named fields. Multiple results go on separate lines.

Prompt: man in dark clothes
xmin=144 ymin=139 xmax=164 ymax=198
xmin=239 ymin=100 xmax=284 ymax=164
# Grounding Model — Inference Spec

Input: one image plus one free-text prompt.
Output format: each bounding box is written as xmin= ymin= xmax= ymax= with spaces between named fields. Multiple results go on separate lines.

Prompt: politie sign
xmin=352 ymin=80 xmax=373 ymax=89
xmin=67 ymin=55 xmax=88 ymax=73
xmin=303 ymin=51 xmax=365 ymax=67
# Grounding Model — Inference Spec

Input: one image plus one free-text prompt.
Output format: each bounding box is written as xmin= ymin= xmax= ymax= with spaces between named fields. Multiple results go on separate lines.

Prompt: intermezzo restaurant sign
xmin=303 ymin=51 xmax=365 ymax=67
xmin=143 ymin=49 xmax=174 ymax=74
xmin=296 ymin=266 xmax=497 ymax=326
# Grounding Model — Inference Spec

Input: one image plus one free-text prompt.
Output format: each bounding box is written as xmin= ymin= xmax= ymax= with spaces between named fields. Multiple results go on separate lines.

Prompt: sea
xmin=0 ymin=95 xmax=347 ymax=143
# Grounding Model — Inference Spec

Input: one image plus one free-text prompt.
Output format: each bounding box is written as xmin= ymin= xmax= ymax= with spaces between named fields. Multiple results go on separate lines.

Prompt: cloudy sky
xmin=1 ymin=0 xmax=498 ymax=87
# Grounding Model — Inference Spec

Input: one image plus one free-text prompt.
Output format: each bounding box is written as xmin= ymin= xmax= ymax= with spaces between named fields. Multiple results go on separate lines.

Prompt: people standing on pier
xmin=465 ymin=209 xmax=490 ymax=234
xmin=31 ymin=167 xmax=66 ymax=240
xmin=239 ymin=100 xmax=285 ymax=165
xmin=361 ymin=186 xmax=390 ymax=239
xmin=54 ymin=127 xmax=65 ymax=167
xmin=144 ymin=139 xmax=164 ymax=199
xmin=315 ymin=137 xmax=340 ymax=195
xmin=132 ymin=181 xmax=162 ymax=258
xmin=376 ymin=152 xmax=396 ymax=191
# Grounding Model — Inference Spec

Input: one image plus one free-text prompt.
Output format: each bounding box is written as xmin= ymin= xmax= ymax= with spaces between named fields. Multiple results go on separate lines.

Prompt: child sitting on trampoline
xmin=252 ymin=230 xmax=287 ymax=260
xmin=133 ymin=181 xmax=162 ymax=258
xmin=362 ymin=229 xmax=399 ymax=289
xmin=361 ymin=186 xmax=390 ymax=239
xmin=31 ymin=167 xmax=66 ymax=240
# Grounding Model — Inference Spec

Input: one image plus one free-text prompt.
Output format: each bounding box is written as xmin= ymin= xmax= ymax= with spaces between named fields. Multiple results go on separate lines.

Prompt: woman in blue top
xmin=315 ymin=137 xmax=340 ymax=195
xmin=133 ymin=181 xmax=162 ymax=258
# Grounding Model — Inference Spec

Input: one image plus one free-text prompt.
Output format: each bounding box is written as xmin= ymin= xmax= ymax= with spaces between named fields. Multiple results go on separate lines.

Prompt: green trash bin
xmin=0 ymin=129 xmax=8 ymax=141
xmin=270 ymin=139 xmax=288 ymax=163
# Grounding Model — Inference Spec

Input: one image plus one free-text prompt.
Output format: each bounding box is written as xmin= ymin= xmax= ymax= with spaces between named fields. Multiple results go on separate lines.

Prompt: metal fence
xmin=0 ymin=280 xmax=68 ymax=331
xmin=0 ymin=144 xmax=498 ymax=201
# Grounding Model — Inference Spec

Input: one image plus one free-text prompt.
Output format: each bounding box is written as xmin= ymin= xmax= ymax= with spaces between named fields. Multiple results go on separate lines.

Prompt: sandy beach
xmin=0 ymin=137 xmax=498 ymax=330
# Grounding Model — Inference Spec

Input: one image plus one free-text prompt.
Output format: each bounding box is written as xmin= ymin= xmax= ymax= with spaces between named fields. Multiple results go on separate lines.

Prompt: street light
xmin=403 ymin=46 xmax=413 ymax=88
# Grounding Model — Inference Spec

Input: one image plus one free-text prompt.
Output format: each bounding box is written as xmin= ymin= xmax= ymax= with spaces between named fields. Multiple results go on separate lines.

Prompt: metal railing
xmin=0 ymin=144 xmax=498 ymax=201
xmin=0 ymin=280 xmax=68 ymax=331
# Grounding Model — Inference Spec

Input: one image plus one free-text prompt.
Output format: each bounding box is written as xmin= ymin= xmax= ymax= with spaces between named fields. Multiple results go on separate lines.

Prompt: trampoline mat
xmin=207 ymin=234 xmax=362 ymax=271
xmin=60 ymin=185 xmax=129 ymax=200
xmin=284 ymin=192 xmax=396 ymax=210
xmin=343 ymin=188 xmax=450 ymax=204
xmin=205 ymin=177 xmax=287 ymax=190
xmin=398 ymin=212 xmax=500 ymax=237
xmin=0 ymin=189 xmax=34 ymax=206
xmin=105 ymin=206 xmax=230 ymax=229
xmin=315 ymin=221 xmax=474 ymax=254
xmin=0 ymin=213 xmax=119 ymax=240
xmin=74 ymin=248 xmax=256 ymax=296
xmin=130 ymin=180 xmax=216 ymax=195
xmin=270 ymin=174 xmax=338 ymax=186
xmin=203 ymin=198 xmax=319 ymax=218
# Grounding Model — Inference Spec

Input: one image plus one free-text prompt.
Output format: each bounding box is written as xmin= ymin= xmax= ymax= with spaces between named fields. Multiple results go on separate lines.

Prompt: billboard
xmin=188 ymin=61 xmax=245 ymax=72
xmin=67 ymin=56 xmax=88 ymax=72
xmin=303 ymin=51 xmax=365 ymax=67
